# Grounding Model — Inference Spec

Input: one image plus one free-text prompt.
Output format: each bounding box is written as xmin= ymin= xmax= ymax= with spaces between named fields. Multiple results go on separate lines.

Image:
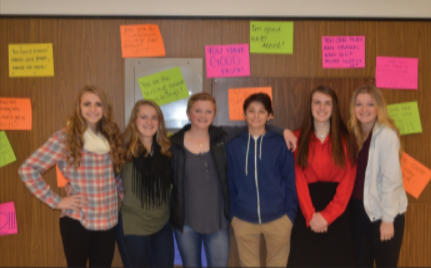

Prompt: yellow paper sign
xmin=8 ymin=43 xmax=54 ymax=77
xmin=250 ymin=21 xmax=294 ymax=54
xmin=0 ymin=98 xmax=32 ymax=130
xmin=0 ymin=131 xmax=17 ymax=168
xmin=138 ymin=67 xmax=189 ymax=106
xmin=387 ymin=101 xmax=422 ymax=135
xmin=228 ymin=87 xmax=273 ymax=121
xmin=401 ymin=152 xmax=431 ymax=199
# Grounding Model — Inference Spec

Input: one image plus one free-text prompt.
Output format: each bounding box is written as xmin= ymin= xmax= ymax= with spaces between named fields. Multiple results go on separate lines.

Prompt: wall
xmin=1 ymin=0 xmax=431 ymax=18
xmin=0 ymin=17 xmax=430 ymax=266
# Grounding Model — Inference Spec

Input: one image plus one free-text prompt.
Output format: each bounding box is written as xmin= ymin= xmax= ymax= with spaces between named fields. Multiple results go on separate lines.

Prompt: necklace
xmin=315 ymin=131 xmax=329 ymax=138
xmin=196 ymin=137 xmax=208 ymax=148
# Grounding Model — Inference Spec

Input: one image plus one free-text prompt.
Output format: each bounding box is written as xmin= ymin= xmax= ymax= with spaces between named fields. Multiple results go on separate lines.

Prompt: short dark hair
xmin=243 ymin=93 xmax=273 ymax=115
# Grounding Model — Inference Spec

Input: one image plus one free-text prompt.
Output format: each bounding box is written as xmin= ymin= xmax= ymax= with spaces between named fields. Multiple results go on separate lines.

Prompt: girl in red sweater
xmin=288 ymin=86 xmax=357 ymax=267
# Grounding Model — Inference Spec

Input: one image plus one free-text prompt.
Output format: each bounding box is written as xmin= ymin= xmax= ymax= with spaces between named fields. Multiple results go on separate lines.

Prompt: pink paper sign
xmin=205 ymin=44 xmax=250 ymax=78
xmin=322 ymin=36 xmax=365 ymax=68
xmin=0 ymin=201 xmax=17 ymax=236
xmin=375 ymin=57 xmax=418 ymax=90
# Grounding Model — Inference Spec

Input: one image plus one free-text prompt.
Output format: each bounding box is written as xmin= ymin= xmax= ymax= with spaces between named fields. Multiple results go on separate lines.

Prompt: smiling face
xmin=244 ymin=101 xmax=271 ymax=131
xmin=311 ymin=92 xmax=333 ymax=124
xmin=135 ymin=104 xmax=159 ymax=139
xmin=187 ymin=100 xmax=215 ymax=130
xmin=80 ymin=92 xmax=103 ymax=132
xmin=354 ymin=93 xmax=378 ymax=128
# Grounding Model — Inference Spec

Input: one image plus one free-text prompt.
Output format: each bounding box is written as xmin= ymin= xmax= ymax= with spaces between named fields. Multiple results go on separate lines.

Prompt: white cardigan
xmin=362 ymin=123 xmax=408 ymax=223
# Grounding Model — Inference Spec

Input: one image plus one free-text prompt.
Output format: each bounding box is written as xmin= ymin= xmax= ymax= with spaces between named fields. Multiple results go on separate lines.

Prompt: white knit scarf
xmin=83 ymin=128 xmax=110 ymax=154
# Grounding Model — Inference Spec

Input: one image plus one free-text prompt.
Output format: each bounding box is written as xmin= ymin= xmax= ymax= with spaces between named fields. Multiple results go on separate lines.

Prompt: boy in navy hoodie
xmin=226 ymin=93 xmax=298 ymax=267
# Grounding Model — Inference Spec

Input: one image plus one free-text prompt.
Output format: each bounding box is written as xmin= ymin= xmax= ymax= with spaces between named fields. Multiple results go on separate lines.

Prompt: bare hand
xmin=283 ymin=129 xmax=297 ymax=152
xmin=310 ymin=213 xmax=328 ymax=233
xmin=119 ymin=192 xmax=124 ymax=202
xmin=380 ymin=221 xmax=394 ymax=241
xmin=56 ymin=195 xmax=88 ymax=212
xmin=311 ymin=224 xmax=328 ymax=233
xmin=65 ymin=182 xmax=74 ymax=196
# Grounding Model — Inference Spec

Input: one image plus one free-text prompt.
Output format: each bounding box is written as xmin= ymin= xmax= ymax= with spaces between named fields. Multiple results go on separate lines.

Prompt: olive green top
xmin=120 ymin=162 xmax=170 ymax=235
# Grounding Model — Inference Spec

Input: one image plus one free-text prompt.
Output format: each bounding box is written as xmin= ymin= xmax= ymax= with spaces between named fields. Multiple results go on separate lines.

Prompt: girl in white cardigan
xmin=348 ymin=84 xmax=408 ymax=267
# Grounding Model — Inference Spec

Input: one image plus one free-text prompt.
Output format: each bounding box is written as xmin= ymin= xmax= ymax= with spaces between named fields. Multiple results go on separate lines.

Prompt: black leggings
xmin=351 ymin=199 xmax=405 ymax=267
xmin=60 ymin=217 xmax=116 ymax=267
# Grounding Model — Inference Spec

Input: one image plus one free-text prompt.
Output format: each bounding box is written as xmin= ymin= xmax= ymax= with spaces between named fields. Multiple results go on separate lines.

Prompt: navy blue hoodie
xmin=226 ymin=130 xmax=298 ymax=224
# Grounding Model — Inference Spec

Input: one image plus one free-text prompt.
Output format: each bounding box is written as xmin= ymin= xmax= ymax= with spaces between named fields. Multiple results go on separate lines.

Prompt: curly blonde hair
xmin=64 ymin=86 xmax=125 ymax=172
xmin=123 ymin=100 xmax=172 ymax=160
xmin=347 ymin=84 xmax=403 ymax=157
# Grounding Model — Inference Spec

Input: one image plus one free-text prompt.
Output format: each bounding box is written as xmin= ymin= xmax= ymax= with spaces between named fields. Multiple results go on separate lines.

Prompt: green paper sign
xmin=387 ymin=101 xmax=422 ymax=135
xmin=250 ymin=21 xmax=294 ymax=54
xmin=0 ymin=131 xmax=17 ymax=168
xmin=138 ymin=67 xmax=190 ymax=106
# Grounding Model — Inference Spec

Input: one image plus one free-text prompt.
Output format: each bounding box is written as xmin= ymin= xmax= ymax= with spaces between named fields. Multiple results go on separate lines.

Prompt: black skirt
xmin=288 ymin=182 xmax=354 ymax=267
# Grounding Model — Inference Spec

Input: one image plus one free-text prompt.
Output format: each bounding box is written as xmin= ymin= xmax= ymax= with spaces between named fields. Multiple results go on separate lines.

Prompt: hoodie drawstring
xmin=246 ymin=133 xmax=265 ymax=175
xmin=259 ymin=133 xmax=265 ymax=160
xmin=245 ymin=133 xmax=250 ymax=176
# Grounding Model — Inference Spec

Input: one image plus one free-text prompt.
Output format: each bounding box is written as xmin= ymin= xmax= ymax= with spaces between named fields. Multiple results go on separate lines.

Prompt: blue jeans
xmin=173 ymin=223 xmax=230 ymax=267
xmin=115 ymin=214 xmax=174 ymax=267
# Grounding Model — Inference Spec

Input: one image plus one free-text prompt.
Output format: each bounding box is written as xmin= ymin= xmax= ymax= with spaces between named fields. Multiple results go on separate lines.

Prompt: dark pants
xmin=351 ymin=199 xmax=405 ymax=267
xmin=59 ymin=217 xmax=115 ymax=267
xmin=115 ymin=214 xmax=174 ymax=267
xmin=288 ymin=182 xmax=355 ymax=267
xmin=173 ymin=222 xmax=230 ymax=267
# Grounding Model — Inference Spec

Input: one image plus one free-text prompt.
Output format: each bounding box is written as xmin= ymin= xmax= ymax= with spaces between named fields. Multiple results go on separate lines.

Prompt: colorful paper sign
xmin=228 ymin=87 xmax=273 ymax=121
xmin=205 ymin=44 xmax=250 ymax=78
xmin=387 ymin=101 xmax=422 ymax=135
xmin=0 ymin=131 xmax=16 ymax=168
xmin=322 ymin=36 xmax=365 ymax=68
xmin=8 ymin=43 xmax=54 ymax=77
xmin=56 ymin=165 xmax=68 ymax=188
xmin=120 ymin=24 xmax=166 ymax=58
xmin=138 ymin=67 xmax=189 ymax=106
xmin=250 ymin=21 xmax=293 ymax=54
xmin=401 ymin=153 xmax=431 ymax=199
xmin=0 ymin=98 xmax=32 ymax=130
xmin=375 ymin=57 xmax=418 ymax=89
xmin=0 ymin=202 xmax=18 ymax=236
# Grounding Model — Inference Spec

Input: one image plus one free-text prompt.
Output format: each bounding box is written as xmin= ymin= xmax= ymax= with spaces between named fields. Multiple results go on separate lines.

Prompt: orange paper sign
xmin=56 ymin=165 xmax=68 ymax=188
xmin=120 ymin=24 xmax=166 ymax=58
xmin=401 ymin=152 xmax=431 ymax=199
xmin=228 ymin=87 xmax=273 ymax=121
xmin=0 ymin=98 xmax=32 ymax=130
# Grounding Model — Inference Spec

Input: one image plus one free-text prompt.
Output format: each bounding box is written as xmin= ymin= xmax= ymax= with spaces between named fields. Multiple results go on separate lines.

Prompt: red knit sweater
xmin=294 ymin=130 xmax=357 ymax=227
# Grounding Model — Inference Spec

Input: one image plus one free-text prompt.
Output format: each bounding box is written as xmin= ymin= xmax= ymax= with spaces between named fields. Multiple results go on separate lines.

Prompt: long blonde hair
xmin=347 ymin=84 xmax=403 ymax=156
xmin=65 ymin=86 xmax=125 ymax=172
xmin=123 ymin=100 xmax=172 ymax=161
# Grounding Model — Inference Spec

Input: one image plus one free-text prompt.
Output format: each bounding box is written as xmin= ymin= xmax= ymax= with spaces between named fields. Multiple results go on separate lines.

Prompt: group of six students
xmin=19 ymin=83 xmax=407 ymax=268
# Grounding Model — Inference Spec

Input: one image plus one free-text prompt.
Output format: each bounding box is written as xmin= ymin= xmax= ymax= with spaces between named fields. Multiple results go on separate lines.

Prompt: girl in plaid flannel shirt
xmin=65 ymin=99 xmax=175 ymax=267
xmin=18 ymin=86 xmax=125 ymax=267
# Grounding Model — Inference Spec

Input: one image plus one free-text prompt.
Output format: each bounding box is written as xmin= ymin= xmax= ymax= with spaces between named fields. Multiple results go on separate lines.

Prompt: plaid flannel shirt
xmin=18 ymin=130 xmax=124 ymax=231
